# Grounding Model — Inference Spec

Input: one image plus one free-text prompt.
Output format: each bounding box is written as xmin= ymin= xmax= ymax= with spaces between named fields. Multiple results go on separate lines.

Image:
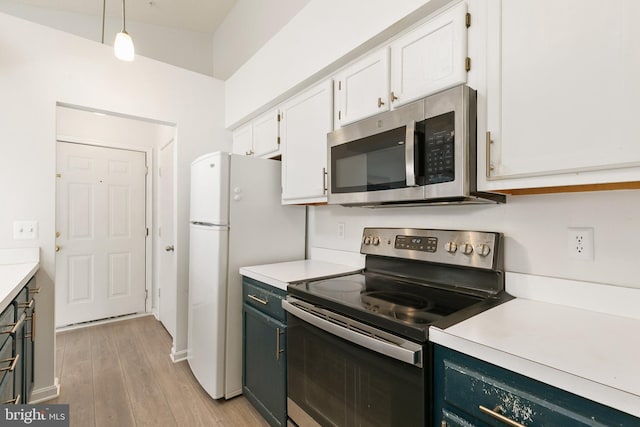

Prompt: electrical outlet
xmin=567 ymin=227 xmax=594 ymax=260
xmin=337 ymin=222 xmax=345 ymax=239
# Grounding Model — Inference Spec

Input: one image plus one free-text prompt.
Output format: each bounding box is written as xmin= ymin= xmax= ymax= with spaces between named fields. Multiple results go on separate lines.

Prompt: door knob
xmin=165 ymin=245 xmax=175 ymax=252
xmin=55 ymin=245 xmax=60 ymax=252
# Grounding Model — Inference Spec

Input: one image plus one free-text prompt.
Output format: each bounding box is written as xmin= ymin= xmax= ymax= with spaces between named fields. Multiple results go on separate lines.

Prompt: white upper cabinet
xmin=334 ymin=49 xmax=390 ymax=127
xmin=232 ymin=122 xmax=252 ymax=156
xmin=389 ymin=1 xmax=468 ymax=108
xmin=281 ymin=80 xmax=333 ymax=204
xmin=478 ymin=0 xmax=640 ymax=190
xmin=231 ymin=109 xmax=280 ymax=158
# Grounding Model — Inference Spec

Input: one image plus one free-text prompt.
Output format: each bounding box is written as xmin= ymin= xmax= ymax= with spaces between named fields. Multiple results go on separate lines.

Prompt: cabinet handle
xmin=0 ymin=354 xmax=20 ymax=372
xmin=28 ymin=288 xmax=41 ymax=295
xmin=322 ymin=167 xmax=328 ymax=194
xmin=486 ymin=131 xmax=495 ymax=177
xmin=2 ymin=315 xmax=24 ymax=335
xmin=391 ymin=91 xmax=398 ymax=102
xmin=245 ymin=149 xmax=254 ymax=156
xmin=377 ymin=97 xmax=385 ymax=108
xmin=247 ymin=294 xmax=268 ymax=305
xmin=3 ymin=394 xmax=20 ymax=405
xmin=19 ymin=299 xmax=34 ymax=309
xmin=276 ymin=327 xmax=284 ymax=361
xmin=440 ymin=421 xmax=447 ymax=427
xmin=479 ymin=405 xmax=526 ymax=427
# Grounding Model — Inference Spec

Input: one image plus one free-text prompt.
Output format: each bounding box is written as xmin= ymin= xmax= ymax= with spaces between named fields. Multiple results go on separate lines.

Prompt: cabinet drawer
xmin=242 ymin=277 xmax=286 ymax=322
xmin=13 ymin=286 xmax=30 ymax=315
xmin=0 ymin=303 xmax=16 ymax=337
xmin=439 ymin=346 xmax=638 ymax=427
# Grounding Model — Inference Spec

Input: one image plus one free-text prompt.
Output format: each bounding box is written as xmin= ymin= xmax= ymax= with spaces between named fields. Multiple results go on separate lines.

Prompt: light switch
xmin=13 ymin=220 xmax=38 ymax=240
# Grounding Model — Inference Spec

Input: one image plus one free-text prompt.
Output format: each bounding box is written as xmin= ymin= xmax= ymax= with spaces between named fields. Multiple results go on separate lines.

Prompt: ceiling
xmin=9 ymin=0 xmax=238 ymax=34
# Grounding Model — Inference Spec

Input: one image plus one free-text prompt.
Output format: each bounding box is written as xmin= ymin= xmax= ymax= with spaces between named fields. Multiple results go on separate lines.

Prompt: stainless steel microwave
xmin=327 ymin=84 xmax=505 ymax=206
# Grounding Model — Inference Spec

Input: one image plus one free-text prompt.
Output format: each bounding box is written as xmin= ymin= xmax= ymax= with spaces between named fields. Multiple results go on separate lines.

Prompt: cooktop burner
xmin=360 ymin=291 xmax=437 ymax=324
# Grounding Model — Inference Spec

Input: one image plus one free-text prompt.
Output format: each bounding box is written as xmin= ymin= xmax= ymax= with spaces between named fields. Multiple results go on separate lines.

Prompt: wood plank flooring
xmin=51 ymin=315 xmax=269 ymax=427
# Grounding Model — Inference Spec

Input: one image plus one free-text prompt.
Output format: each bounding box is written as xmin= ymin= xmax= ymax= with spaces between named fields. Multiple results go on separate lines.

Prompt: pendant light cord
xmin=101 ymin=0 xmax=106 ymax=43
xmin=122 ymin=0 xmax=127 ymax=32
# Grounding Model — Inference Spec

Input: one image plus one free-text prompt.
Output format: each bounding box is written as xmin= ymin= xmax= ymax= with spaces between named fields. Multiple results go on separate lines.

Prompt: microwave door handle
xmin=405 ymin=120 xmax=417 ymax=186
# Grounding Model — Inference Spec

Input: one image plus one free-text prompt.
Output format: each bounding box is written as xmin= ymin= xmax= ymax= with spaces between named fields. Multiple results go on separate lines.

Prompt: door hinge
xmin=145 ymin=289 xmax=148 ymax=302
xmin=277 ymin=113 xmax=281 ymax=122
xmin=338 ymin=111 xmax=342 ymax=120
xmin=158 ymin=227 xmax=161 ymax=237
xmin=465 ymin=57 xmax=471 ymax=72
xmin=338 ymin=81 xmax=342 ymax=90
xmin=145 ymin=166 xmax=149 ymax=176
xmin=465 ymin=12 xmax=471 ymax=28
xmin=158 ymin=288 xmax=161 ymax=297
xmin=158 ymin=167 xmax=162 ymax=177
xmin=56 ymin=173 xmax=61 ymax=178
xmin=277 ymin=136 xmax=281 ymax=145
xmin=146 ymin=227 xmax=149 ymax=237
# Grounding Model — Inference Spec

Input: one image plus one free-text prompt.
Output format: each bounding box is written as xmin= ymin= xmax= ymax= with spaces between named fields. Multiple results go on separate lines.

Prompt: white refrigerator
xmin=188 ymin=152 xmax=306 ymax=400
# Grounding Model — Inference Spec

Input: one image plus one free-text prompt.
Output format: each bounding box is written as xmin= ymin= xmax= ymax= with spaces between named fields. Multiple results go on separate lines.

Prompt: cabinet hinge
xmin=277 ymin=113 xmax=281 ymax=122
xmin=145 ymin=166 xmax=149 ymax=176
xmin=338 ymin=111 xmax=342 ymax=120
xmin=465 ymin=57 xmax=471 ymax=72
xmin=277 ymin=136 xmax=281 ymax=145
xmin=338 ymin=81 xmax=342 ymax=90
xmin=465 ymin=12 xmax=471 ymax=28
xmin=158 ymin=167 xmax=162 ymax=177
xmin=146 ymin=227 xmax=149 ymax=237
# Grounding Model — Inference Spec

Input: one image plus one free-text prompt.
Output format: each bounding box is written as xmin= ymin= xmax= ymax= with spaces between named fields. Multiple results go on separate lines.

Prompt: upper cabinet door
xmin=281 ymin=80 xmax=333 ymax=204
xmin=389 ymin=1 xmax=468 ymax=108
xmin=480 ymin=0 xmax=640 ymax=190
xmin=252 ymin=109 xmax=280 ymax=158
xmin=334 ymin=49 xmax=390 ymax=127
xmin=232 ymin=122 xmax=253 ymax=156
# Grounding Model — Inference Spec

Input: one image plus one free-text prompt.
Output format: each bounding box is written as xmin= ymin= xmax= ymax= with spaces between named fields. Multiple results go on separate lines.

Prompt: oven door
xmin=283 ymin=298 xmax=427 ymax=427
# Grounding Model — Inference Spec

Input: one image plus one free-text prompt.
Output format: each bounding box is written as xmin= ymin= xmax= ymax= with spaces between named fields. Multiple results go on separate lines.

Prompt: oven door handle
xmin=283 ymin=298 xmax=423 ymax=367
xmin=405 ymin=120 xmax=417 ymax=187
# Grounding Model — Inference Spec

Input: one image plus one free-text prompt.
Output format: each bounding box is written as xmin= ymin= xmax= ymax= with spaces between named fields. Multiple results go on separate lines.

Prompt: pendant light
xmin=114 ymin=0 xmax=135 ymax=61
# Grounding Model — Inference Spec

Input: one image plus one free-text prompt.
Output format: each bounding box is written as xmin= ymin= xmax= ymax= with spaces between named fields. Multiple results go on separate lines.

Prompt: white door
xmin=55 ymin=142 xmax=147 ymax=327
xmin=158 ymin=140 xmax=176 ymax=337
xmin=334 ymin=48 xmax=390 ymax=127
xmin=252 ymin=109 xmax=280 ymax=158
xmin=281 ymin=79 xmax=333 ymax=204
xmin=389 ymin=1 xmax=468 ymax=107
xmin=232 ymin=122 xmax=253 ymax=156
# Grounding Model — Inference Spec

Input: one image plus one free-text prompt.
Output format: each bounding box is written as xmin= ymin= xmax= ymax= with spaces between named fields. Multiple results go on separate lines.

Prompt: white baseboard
xmin=29 ymin=378 xmax=60 ymax=403
xmin=170 ymin=348 xmax=188 ymax=363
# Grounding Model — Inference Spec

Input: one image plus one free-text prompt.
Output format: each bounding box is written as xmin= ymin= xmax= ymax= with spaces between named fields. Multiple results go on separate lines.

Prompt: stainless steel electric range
xmin=283 ymin=227 xmax=512 ymax=427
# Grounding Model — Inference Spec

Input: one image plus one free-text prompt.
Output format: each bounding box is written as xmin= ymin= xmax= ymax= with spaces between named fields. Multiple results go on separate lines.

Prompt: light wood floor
xmin=51 ymin=315 xmax=269 ymax=427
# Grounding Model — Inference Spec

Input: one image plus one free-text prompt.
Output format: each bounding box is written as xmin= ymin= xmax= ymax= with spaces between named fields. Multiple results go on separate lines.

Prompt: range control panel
xmin=360 ymin=227 xmax=500 ymax=270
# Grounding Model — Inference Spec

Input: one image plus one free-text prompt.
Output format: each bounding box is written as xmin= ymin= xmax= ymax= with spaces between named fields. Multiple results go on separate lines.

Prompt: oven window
xmin=331 ymin=126 xmax=408 ymax=193
xmin=287 ymin=313 xmax=425 ymax=427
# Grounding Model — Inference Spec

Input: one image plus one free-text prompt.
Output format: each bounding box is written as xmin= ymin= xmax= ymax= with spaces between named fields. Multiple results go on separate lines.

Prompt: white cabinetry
xmin=389 ymin=1 xmax=468 ymax=108
xmin=334 ymin=49 xmax=389 ymax=127
xmin=332 ymin=2 xmax=469 ymax=128
xmin=232 ymin=109 xmax=280 ymax=158
xmin=281 ymin=80 xmax=333 ymax=204
xmin=477 ymin=0 xmax=640 ymax=191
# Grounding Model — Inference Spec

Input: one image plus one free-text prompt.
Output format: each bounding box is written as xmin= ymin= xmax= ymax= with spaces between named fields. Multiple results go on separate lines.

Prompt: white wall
xmin=224 ymin=0 xmax=451 ymax=127
xmin=0 ymin=1 xmax=214 ymax=76
xmin=0 ymin=12 xmax=228 ymax=398
xmin=212 ymin=0 xmax=310 ymax=80
xmin=310 ymin=189 xmax=640 ymax=289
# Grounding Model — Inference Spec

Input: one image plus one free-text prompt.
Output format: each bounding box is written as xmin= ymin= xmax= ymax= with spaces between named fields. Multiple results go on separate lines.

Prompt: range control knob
xmin=363 ymin=236 xmax=372 ymax=245
xmin=444 ymin=241 xmax=458 ymax=253
xmin=372 ymin=236 xmax=381 ymax=246
xmin=476 ymin=244 xmax=491 ymax=257
xmin=461 ymin=243 xmax=474 ymax=255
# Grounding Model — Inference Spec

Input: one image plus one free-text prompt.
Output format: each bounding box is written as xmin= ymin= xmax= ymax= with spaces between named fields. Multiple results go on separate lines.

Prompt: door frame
xmin=56 ymin=136 xmax=153 ymax=314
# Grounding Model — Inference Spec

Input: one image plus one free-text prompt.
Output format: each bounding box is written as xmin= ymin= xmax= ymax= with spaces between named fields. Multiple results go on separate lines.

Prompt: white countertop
xmin=429 ymin=272 xmax=640 ymax=418
xmin=0 ymin=248 xmax=39 ymax=312
xmin=240 ymin=259 xmax=362 ymax=291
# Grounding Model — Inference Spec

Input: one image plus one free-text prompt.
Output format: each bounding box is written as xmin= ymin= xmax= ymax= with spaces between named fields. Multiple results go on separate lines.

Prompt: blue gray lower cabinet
xmin=0 ymin=275 xmax=36 ymax=405
xmin=242 ymin=277 xmax=286 ymax=427
xmin=433 ymin=344 xmax=640 ymax=427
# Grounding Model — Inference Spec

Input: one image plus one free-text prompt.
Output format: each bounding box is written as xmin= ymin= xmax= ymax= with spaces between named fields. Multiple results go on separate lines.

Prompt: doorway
xmin=55 ymin=142 xmax=147 ymax=327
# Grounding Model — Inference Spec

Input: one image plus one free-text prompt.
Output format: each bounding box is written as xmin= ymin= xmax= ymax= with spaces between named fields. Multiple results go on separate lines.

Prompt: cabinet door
xmin=232 ymin=122 xmax=253 ymax=156
xmin=389 ymin=1 xmax=468 ymax=108
xmin=243 ymin=304 xmax=286 ymax=426
xmin=252 ymin=109 xmax=280 ymax=158
xmin=334 ymin=48 xmax=390 ymax=127
xmin=483 ymin=0 xmax=640 ymax=188
xmin=281 ymin=80 xmax=333 ymax=204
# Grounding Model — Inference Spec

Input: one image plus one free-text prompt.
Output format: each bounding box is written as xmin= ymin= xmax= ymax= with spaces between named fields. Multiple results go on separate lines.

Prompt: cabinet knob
xmin=55 ymin=245 xmax=61 ymax=252
xmin=378 ymin=97 xmax=385 ymax=108
xmin=391 ymin=91 xmax=398 ymax=102
xmin=165 ymin=245 xmax=175 ymax=252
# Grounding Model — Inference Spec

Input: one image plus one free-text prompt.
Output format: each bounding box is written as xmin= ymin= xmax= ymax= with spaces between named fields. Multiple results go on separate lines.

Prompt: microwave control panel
xmin=424 ymin=111 xmax=455 ymax=185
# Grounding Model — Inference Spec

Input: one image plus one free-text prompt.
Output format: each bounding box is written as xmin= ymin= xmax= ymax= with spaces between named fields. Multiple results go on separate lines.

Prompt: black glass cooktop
xmin=287 ymin=272 xmax=488 ymax=342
